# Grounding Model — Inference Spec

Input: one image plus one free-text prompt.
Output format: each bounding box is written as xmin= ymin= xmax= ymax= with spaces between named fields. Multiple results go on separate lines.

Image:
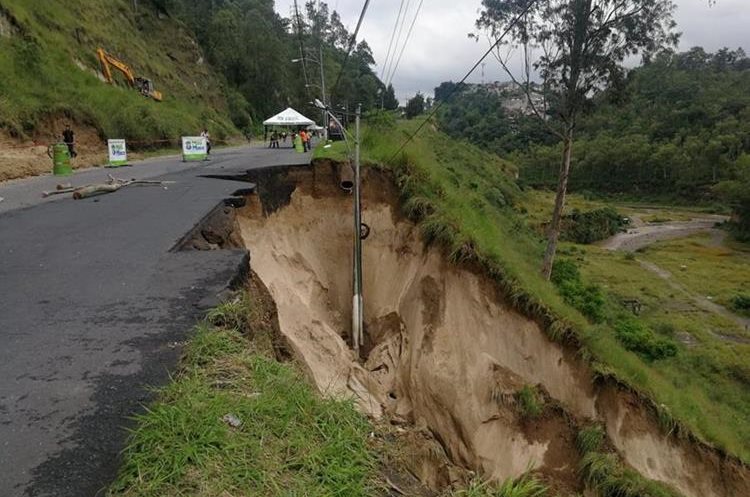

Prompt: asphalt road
xmin=0 ymin=145 xmax=310 ymax=497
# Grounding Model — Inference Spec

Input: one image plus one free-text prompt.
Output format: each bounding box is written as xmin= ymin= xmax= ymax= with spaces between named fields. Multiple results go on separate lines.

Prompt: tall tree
xmin=381 ymin=84 xmax=399 ymax=110
xmin=476 ymin=0 xmax=677 ymax=279
xmin=405 ymin=92 xmax=425 ymax=119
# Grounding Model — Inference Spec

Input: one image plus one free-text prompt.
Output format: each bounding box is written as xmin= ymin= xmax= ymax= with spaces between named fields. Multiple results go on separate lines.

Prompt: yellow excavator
xmin=96 ymin=48 xmax=163 ymax=102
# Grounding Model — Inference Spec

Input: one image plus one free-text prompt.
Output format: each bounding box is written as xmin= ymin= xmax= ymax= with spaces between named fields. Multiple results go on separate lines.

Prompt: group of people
xmin=268 ymin=128 xmax=315 ymax=151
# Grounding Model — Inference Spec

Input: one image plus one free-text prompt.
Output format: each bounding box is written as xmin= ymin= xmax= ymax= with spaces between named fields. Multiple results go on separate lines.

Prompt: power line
xmin=293 ymin=0 xmax=311 ymax=96
xmin=382 ymin=0 xmax=412 ymax=85
xmin=330 ymin=0 xmax=372 ymax=105
xmin=385 ymin=0 xmax=425 ymax=88
xmin=386 ymin=0 xmax=539 ymax=163
xmin=380 ymin=0 xmax=407 ymax=82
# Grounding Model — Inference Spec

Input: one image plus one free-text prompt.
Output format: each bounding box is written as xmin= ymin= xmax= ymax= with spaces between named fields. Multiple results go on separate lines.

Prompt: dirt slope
xmin=237 ymin=163 xmax=750 ymax=497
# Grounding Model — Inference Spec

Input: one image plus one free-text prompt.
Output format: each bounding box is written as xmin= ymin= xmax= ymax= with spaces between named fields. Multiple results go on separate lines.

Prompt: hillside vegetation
xmin=435 ymin=47 xmax=750 ymax=239
xmin=317 ymin=115 xmax=750 ymax=464
xmin=0 ymin=0 xmax=235 ymax=143
xmin=166 ymin=0 xmax=388 ymax=129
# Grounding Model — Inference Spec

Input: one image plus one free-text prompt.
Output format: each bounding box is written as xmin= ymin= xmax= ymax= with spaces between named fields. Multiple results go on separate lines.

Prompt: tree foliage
xmin=168 ymin=0 xmax=384 ymax=129
xmin=405 ymin=92 xmax=425 ymax=119
xmin=511 ymin=47 xmax=750 ymax=200
xmin=476 ymin=0 xmax=677 ymax=279
xmin=380 ymin=83 xmax=399 ymax=110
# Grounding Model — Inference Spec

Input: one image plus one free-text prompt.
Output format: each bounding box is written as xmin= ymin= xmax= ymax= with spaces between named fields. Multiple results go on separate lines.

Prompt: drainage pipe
xmin=338 ymin=162 xmax=354 ymax=192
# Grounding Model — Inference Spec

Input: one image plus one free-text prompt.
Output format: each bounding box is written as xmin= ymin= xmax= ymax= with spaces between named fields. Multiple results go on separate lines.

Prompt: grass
xmin=0 ymin=1 xmax=236 ymax=143
xmin=516 ymin=386 xmax=544 ymax=419
xmin=575 ymin=425 xmax=682 ymax=497
xmin=638 ymin=233 xmax=750 ymax=313
xmin=579 ymin=452 xmax=680 ymax=497
xmin=451 ymin=473 xmax=549 ymax=497
xmin=315 ymin=116 xmax=750 ymax=463
xmin=108 ymin=289 xmax=377 ymax=497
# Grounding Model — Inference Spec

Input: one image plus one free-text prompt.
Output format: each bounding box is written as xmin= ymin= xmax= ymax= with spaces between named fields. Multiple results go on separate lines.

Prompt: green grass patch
xmin=579 ymin=452 xmax=680 ymax=497
xmin=451 ymin=473 xmax=548 ymax=497
xmin=575 ymin=425 xmax=682 ymax=497
xmin=109 ymin=298 xmax=376 ymax=496
xmin=639 ymin=233 xmax=750 ymax=313
xmin=516 ymin=386 xmax=544 ymax=420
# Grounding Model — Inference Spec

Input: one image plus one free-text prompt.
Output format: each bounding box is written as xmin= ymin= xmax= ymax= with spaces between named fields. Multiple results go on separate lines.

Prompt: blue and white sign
xmin=107 ymin=139 xmax=128 ymax=167
xmin=182 ymin=136 xmax=208 ymax=161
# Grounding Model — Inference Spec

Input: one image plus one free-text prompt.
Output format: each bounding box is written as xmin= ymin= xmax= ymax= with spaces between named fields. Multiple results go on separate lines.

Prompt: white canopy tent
xmin=263 ymin=107 xmax=316 ymax=127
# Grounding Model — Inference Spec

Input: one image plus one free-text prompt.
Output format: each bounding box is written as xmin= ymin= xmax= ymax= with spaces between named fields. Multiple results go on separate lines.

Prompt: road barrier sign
xmin=182 ymin=136 xmax=208 ymax=162
xmin=106 ymin=139 xmax=128 ymax=167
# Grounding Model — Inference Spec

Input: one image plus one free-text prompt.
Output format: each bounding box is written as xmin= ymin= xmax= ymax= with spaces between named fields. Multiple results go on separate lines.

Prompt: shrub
xmin=614 ymin=319 xmax=677 ymax=361
xmin=731 ymin=294 xmax=750 ymax=314
xmin=562 ymin=207 xmax=627 ymax=244
xmin=551 ymin=260 xmax=606 ymax=322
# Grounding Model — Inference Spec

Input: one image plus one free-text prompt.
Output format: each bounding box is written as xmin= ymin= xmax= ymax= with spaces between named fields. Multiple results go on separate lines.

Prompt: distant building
xmin=466 ymin=81 xmax=546 ymax=117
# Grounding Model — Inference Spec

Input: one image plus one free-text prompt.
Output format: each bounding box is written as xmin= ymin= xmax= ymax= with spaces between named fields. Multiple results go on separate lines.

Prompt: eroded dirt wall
xmin=237 ymin=164 xmax=749 ymax=497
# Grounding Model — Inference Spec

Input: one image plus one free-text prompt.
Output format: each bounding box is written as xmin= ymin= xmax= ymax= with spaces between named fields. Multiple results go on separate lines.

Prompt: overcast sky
xmin=275 ymin=0 xmax=750 ymax=102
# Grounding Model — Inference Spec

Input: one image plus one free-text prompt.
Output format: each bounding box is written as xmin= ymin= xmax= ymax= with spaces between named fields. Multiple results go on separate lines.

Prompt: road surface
xmin=0 ymin=145 xmax=310 ymax=497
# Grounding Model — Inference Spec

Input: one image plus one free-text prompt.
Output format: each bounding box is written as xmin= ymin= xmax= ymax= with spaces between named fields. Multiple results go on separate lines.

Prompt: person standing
xmin=299 ymin=129 xmax=308 ymax=152
xmin=201 ymin=128 xmax=212 ymax=155
xmin=62 ymin=124 xmax=77 ymax=158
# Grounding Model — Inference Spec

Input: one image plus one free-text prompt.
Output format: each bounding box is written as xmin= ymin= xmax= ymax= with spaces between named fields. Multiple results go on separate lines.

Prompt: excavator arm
xmin=96 ymin=48 xmax=162 ymax=102
xmin=97 ymin=48 xmax=136 ymax=86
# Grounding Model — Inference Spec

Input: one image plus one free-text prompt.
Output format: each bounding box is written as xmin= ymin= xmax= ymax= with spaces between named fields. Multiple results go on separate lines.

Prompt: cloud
xmin=276 ymin=0 xmax=750 ymax=100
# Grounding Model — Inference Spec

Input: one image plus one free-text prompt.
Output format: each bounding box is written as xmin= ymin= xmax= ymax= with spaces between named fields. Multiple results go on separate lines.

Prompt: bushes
xmin=562 ymin=207 xmax=627 ymax=244
xmin=614 ymin=318 xmax=677 ymax=361
xmin=551 ymin=260 xmax=606 ymax=322
xmin=731 ymin=293 xmax=750 ymax=315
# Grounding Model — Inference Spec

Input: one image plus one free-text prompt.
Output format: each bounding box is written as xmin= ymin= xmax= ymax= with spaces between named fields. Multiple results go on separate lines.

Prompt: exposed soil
xmin=0 ymin=117 xmax=105 ymax=182
xmin=237 ymin=163 xmax=750 ymax=497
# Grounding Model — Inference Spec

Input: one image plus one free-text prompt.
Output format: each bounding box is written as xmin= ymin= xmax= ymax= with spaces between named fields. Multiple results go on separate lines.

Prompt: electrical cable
xmin=293 ymin=0 xmax=311 ymax=96
xmin=385 ymin=0 xmax=425 ymax=87
xmin=380 ymin=0 xmax=407 ymax=82
xmin=329 ymin=0 xmax=372 ymax=105
xmin=383 ymin=0 xmax=412 ymax=85
xmin=385 ymin=0 xmax=539 ymax=163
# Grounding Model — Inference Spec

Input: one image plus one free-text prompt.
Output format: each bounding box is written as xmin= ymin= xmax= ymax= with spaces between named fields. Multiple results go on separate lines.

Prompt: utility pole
xmin=352 ymin=104 xmax=363 ymax=353
xmin=319 ymin=45 xmax=328 ymax=140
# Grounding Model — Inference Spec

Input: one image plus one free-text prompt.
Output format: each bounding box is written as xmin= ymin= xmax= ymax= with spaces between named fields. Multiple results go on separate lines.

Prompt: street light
xmin=313 ymin=99 xmax=363 ymax=353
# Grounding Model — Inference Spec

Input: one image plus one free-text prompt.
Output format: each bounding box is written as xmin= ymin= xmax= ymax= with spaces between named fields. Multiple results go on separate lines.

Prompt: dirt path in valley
xmin=598 ymin=214 xmax=750 ymax=335
xmin=637 ymin=260 xmax=750 ymax=333
xmin=599 ymin=215 xmax=728 ymax=252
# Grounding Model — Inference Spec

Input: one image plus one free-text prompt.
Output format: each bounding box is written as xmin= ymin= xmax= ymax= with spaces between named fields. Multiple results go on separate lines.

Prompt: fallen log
xmin=72 ymin=183 xmax=123 ymax=199
xmin=43 ymin=187 xmax=77 ymax=198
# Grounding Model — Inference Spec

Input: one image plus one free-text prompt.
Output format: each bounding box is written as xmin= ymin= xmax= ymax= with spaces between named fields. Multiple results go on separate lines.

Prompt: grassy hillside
xmin=316 ymin=115 xmax=750 ymax=463
xmin=0 ymin=0 xmax=235 ymax=143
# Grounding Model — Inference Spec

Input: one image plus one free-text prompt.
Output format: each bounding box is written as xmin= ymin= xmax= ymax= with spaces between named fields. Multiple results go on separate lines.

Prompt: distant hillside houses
xmin=467 ymin=81 xmax=546 ymax=116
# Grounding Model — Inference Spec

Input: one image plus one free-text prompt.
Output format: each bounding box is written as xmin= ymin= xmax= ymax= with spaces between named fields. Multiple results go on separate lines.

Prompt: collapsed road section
xmin=0 ymin=146 xmax=308 ymax=497
xmin=235 ymin=162 xmax=750 ymax=497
